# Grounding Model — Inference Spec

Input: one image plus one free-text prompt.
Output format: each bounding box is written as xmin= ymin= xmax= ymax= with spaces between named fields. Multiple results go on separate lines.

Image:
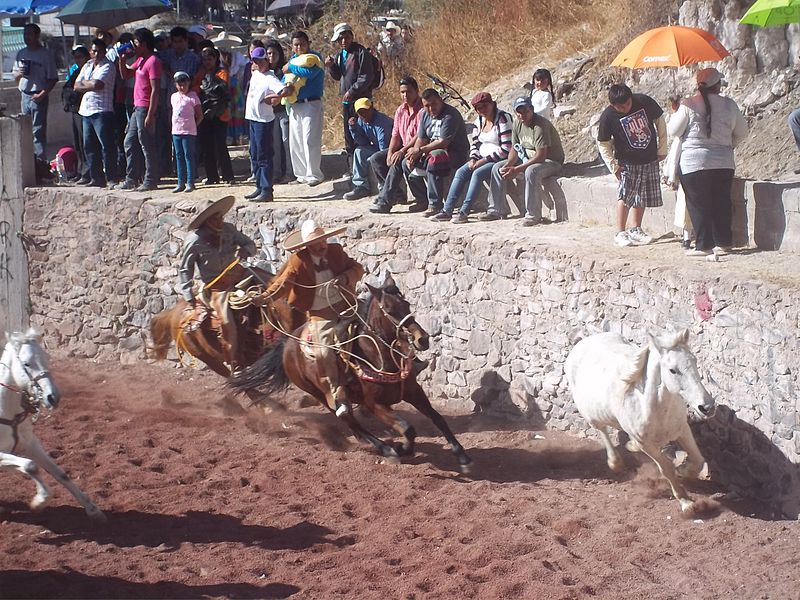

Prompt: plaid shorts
xmin=618 ymin=160 xmax=663 ymax=208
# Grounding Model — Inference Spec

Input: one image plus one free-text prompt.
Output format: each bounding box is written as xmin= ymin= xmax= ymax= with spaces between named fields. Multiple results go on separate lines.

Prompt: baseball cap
xmin=330 ymin=22 xmax=353 ymax=42
xmin=471 ymin=91 xmax=493 ymax=106
xmin=188 ymin=25 xmax=208 ymax=39
xmin=354 ymin=98 xmax=372 ymax=112
xmin=153 ymin=29 xmax=168 ymax=40
xmin=250 ymin=46 xmax=267 ymax=60
xmin=696 ymin=67 xmax=726 ymax=88
xmin=71 ymin=44 xmax=89 ymax=56
xmin=173 ymin=71 xmax=190 ymax=82
xmin=513 ymin=95 xmax=533 ymax=111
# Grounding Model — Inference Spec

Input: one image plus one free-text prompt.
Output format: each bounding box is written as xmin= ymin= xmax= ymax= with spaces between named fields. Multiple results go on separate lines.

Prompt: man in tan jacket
xmin=263 ymin=219 xmax=364 ymax=417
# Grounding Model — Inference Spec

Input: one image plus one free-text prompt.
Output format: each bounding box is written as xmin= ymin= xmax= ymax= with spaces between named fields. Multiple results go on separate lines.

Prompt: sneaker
xmin=681 ymin=239 xmax=692 ymax=250
xmin=202 ymin=177 xmax=220 ymax=185
xmin=686 ymin=249 xmax=712 ymax=257
xmin=614 ymin=231 xmax=632 ymax=247
xmin=184 ymin=183 xmax=195 ymax=193
xmin=450 ymin=212 xmax=468 ymax=224
xmin=172 ymin=184 xmax=185 ymax=193
xmin=429 ymin=211 xmax=451 ymax=221
xmin=249 ymin=190 xmax=274 ymax=202
xmin=478 ymin=212 xmax=504 ymax=222
xmin=423 ymin=207 xmax=441 ymax=217
xmin=113 ymin=181 xmax=137 ymax=191
xmin=522 ymin=216 xmax=542 ymax=227
xmin=244 ymin=174 xmax=256 ymax=183
xmin=627 ymin=226 xmax=652 ymax=245
xmin=287 ymin=178 xmax=303 ymax=186
xmin=369 ymin=204 xmax=392 ymax=214
xmin=244 ymin=189 xmax=262 ymax=199
xmin=712 ymin=245 xmax=732 ymax=256
xmin=76 ymin=177 xmax=91 ymax=185
xmin=307 ymin=178 xmax=324 ymax=187
xmin=343 ymin=187 xmax=370 ymax=201
xmin=136 ymin=183 xmax=157 ymax=192
xmin=408 ymin=203 xmax=427 ymax=213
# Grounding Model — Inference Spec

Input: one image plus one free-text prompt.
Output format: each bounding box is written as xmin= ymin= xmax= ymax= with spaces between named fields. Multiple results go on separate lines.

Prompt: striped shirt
xmin=469 ymin=109 xmax=513 ymax=162
xmin=76 ymin=58 xmax=115 ymax=116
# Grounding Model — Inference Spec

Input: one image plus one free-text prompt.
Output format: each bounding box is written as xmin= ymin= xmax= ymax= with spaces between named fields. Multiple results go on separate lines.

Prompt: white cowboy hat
xmin=384 ymin=21 xmax=399 ymax=31
xmin=210 ymin=31 xmax=243 ymax=49
xmin=283 ymin=219 xmax=347 ymax=252
xmin=187 ymin=195 xmax=235 ymax=230
xmin=187 ymin=25 xmax=209 ymax=39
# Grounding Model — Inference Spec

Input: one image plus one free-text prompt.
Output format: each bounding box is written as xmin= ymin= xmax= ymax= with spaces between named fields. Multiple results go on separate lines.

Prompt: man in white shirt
xmin=13 ymin=23 xmax=57 ymax=161
xmin=244 ymin=46 xmax=287 ymax=202
xmin=74 ymin=38 xmax=118 ymax=187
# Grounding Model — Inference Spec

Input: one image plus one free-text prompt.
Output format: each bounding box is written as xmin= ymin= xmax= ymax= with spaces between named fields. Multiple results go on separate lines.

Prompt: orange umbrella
xmin=611 ymin=25 xmax=730 ymax=68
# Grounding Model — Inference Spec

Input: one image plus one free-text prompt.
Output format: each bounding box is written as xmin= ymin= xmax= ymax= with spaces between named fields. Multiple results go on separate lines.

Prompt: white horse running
xmin=0 ymin=329 xmax=105 ymax=521
xmin=565 ymin=329 xmax=715 ymax=512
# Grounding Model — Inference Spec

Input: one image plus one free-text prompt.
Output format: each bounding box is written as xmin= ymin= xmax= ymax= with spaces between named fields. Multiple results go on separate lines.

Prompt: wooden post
xmin=0 ymin=114 xmax=34 ymax=334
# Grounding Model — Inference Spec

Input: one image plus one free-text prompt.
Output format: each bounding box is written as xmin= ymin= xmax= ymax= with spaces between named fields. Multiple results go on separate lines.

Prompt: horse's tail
xmin=149 ymin=308 xmax=176 ymax=360
xmin=228 ymin=337 xmax=289 ymax=396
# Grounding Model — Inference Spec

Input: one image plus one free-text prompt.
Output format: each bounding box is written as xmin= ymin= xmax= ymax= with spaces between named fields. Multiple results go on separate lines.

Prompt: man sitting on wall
xmin=344 ymin=98 xmax=394 ymax=200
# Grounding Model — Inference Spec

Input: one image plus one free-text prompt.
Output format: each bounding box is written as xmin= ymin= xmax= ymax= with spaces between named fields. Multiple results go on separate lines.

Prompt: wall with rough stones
xmin=22 ymin=188 xmax=800 ymax=518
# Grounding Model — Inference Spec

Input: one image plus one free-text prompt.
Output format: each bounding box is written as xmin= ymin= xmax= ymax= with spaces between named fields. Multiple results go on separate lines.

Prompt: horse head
xmin=5 ymin=328 xmax=60 ymax=410
xmin=366 ymin=275 xmax=429 ymax=352
xmin=648 ymin=329 xmax=715 ymax=419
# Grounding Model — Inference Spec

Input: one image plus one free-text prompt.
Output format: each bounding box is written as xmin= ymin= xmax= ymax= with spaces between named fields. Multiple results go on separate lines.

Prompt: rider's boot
xmin=329 ymin=384 xmax=351 ymax=417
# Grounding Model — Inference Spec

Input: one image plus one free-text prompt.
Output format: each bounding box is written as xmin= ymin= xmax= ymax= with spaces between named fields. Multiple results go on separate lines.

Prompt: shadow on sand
xmin=0 ymin=569 xmax=299 ymax=599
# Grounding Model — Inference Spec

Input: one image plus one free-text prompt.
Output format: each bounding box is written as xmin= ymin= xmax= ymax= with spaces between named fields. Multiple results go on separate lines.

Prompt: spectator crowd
xmin=13 ymin=20 xmax=749 ymax=254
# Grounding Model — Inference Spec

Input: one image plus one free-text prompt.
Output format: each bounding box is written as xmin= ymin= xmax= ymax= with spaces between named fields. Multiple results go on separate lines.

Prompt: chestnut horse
xmin=149 ymin=267 xmax=300 ymax=377
xmin=230 ymin=276 xmax=473 ymax=473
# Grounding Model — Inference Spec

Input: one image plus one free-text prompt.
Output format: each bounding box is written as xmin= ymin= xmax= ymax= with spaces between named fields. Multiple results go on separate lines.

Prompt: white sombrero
xmin=210 ymin=31 xmax=243 ymax=49
xmin=187 ymin=195 xmax=235 ymax=230
xmin=283 ymin=219 xmax=347 ymax=252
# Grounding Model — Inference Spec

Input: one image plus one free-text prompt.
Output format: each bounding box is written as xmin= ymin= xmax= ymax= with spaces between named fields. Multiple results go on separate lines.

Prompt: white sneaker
xmin=686 ymin=249 xmax=712 ymax=257
xmin=244 ymin=174 xmax=256 ymax=183
xmin=712 ymin=246 xmax=732 ymax=256
xmin=627 ymin=226 xmax=652 ymax=245
xmin=614 ymin=231 xmax=632 ymax=247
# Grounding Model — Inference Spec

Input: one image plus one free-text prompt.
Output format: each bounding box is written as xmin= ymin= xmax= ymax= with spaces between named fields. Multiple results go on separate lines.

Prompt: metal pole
xmin=60 ymin=19 xmax=68 ymax=68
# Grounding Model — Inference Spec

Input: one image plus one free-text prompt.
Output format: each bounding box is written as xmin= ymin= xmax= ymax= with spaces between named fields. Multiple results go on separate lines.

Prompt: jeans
xmin=352 ymin=145 xmax=378 ymax=190
xmin=124 ymin=106 xmax=159 ymax=186
xmin=371 ymin=151 xmax=407 ymax=207
xmin=198 ymin=116 xmax=233 ymax=182
xmin=249 ymin=119 xmax=275 ymax=192
xmin=83 ymin=111 xmax=117 ymax=184
xmin=21 ymin=92 xmax=48 ymax=161
xmin=272 ymin=109 xmax=293 ymax=180
xmin=173 ymin=134 xmax=197 ymax=186
xmin=402 ymin=159 xmax=450 ymax=209
xmin=488 ymin=158 xmax=563 ymax=218
xmin=789 ymin=108 xmax=800 ymax=150
xmin=341 ymin=102 xmax=356 ymax=156
xmin=443 ymin=161 xmax=495 ymax=215
xmin=679 ymin=168 xmax=734 ymax=251
xmin=70 ymin=112 xmax=90 ymax=179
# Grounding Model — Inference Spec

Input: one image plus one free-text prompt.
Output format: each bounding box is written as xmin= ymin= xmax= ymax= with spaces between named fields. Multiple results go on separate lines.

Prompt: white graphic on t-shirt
xmin=619 ymin=108 xmax=651 ymax=150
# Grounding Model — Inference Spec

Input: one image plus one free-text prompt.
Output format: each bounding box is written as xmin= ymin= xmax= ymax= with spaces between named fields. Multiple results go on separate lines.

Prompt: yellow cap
xmin=354 ymin=98 xmax=372 ymax=113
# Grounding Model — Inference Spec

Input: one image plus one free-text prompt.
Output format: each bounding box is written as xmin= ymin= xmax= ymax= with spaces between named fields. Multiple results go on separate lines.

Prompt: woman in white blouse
xmin=668 ymin=68 xmax=748 ymax=257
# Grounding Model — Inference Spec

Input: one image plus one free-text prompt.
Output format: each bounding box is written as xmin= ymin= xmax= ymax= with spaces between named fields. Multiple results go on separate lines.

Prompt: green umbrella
xmin=57 ymin=0 xmax=172 ymax=30
xmin=740 ymin=0 xmax=800 ymax=27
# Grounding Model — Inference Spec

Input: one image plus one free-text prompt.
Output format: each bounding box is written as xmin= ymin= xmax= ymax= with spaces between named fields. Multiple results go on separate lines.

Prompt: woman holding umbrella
xmin=668 ymin=68 xmax=748 ymax=257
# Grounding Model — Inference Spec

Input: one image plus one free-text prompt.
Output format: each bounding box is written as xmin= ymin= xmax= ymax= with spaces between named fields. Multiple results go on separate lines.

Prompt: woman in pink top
xmin=171 ymin=71 xmax=203 ymax=193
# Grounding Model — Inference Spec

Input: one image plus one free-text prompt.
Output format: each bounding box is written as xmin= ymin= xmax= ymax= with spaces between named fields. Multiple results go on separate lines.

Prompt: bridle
xmin=0 ymin=343 xmax=51 ymax=453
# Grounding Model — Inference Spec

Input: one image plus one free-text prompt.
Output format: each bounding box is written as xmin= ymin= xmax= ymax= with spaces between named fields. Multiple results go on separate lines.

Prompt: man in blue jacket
xmin=283 ymin=30 xmax=325 ymax=186
xmin=345 ymin=98 xmax=393 ymax=200
xmin=325 ymin=23 xmax=375 ymax=168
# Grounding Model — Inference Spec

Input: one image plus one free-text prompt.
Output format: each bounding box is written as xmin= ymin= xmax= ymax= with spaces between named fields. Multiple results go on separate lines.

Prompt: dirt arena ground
xmin=1 ymin=359 xmax=799 ymax=600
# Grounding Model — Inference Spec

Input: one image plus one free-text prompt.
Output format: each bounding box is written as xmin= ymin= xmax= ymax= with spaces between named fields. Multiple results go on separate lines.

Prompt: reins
xmin=0 ymin=359 xmax=45 ymax=454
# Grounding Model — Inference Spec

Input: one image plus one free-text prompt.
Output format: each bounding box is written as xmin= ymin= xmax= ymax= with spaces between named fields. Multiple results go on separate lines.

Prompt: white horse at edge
xmin=0 ymin=329 xmax=105 ymax=521
xmin=565 ymin=329 xmax=716 ymax=512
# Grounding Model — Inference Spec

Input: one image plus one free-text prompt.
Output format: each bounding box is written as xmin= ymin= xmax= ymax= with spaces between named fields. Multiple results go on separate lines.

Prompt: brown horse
xmin=230 ymin=275 xmax=473 ymax=473
xmin=149 ymin=267 xmax=300 ymax=377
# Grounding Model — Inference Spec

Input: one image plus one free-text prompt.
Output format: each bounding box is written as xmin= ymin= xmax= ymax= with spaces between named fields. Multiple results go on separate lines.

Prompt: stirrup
xmin=335 ymin=402 xmax=350 ymax=417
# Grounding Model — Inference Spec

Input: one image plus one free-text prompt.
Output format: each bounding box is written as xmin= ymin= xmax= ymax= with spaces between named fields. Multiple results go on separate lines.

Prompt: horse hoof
xmin=459 ymin=462 xmax=473 ymax=475
xmin=379 ymin=455 xmax=401 ymax=466
xmin=29 ymin=498 xmax=48 ymax=512
xmin=87 ymin=507 xmax=107 ymax=523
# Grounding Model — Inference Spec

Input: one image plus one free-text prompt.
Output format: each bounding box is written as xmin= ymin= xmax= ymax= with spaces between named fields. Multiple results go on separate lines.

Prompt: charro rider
xmin=178 ymin=195 xmax=256 ymax=374
xmin=260 ymin=219 xmax=364 ymax=417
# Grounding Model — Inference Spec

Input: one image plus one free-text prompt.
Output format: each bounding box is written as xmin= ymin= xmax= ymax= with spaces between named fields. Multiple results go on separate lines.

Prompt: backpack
xmin=367 ymin=48 xmax=385 ymax=91
xmin=62 ymin=68 xmax=83 ymax=113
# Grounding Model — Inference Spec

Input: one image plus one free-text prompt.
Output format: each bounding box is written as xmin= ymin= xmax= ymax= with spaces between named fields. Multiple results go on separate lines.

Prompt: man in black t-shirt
xmin=597 ymin=84 xmax=667 ymax=247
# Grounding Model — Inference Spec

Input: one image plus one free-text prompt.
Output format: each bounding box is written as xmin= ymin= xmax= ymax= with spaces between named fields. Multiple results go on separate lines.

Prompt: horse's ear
xmin=365 ymin=283 xmax=381 ymax=297
xmin=647 ymin=332 xmax=662 ymax=354
xmin=675 ymin=328 xmax=690 ymax=346
xmin=383 ymin=273 xmax=396 ymax=289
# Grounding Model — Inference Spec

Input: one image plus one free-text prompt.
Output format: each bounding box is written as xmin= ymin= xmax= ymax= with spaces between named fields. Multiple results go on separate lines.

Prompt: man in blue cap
xmin=481 ymin=95 xmax=564 ymax=225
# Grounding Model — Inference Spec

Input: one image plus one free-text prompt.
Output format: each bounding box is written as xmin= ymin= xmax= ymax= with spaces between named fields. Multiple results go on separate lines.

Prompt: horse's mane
xmin=7 ymin=327 xmax=42 ymax=346
xmin=619 ymin=346 xmax=650 ymax=386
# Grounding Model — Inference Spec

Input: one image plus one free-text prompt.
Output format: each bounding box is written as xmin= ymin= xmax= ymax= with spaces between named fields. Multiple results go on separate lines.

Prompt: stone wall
xmin=22 ymin=188 xmax=800 ymax=517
